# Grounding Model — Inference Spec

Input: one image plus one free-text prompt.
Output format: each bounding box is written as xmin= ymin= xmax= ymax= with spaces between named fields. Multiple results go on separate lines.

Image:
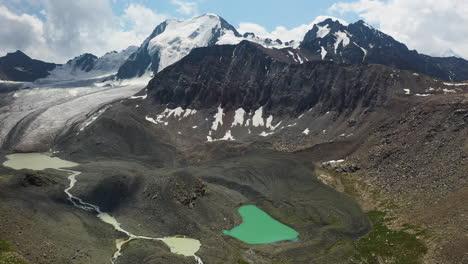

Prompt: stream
xmin=3 ymin=153 xmax=204 ymax=264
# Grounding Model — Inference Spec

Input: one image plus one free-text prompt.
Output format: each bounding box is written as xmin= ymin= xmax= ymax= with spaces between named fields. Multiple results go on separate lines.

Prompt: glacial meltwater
xmin=2 ymin=153 xmax=204 ymax=264
xmin=223 ymin=205 xmax=299 ymax=244
xmin=3 ymin=153 xmax=79 ymax=170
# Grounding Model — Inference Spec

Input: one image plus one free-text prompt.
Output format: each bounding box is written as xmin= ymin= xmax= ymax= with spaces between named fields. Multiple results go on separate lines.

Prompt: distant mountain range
xmin=44 ymin=46 xmax=138 ymax=82
xmin=0 ymin=47 xmax=137 ymax=83
xmin=0 ymin=50 xmax=57 ymax=82
xmin=1 ymin=14 xmax=468 ymax=82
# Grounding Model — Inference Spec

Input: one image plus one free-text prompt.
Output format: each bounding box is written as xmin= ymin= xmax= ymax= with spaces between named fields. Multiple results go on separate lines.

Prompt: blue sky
xmin=0 ymin=0 xmax=467 ymax=62
xmin=110 ymin=0 xmax=361 ymax=31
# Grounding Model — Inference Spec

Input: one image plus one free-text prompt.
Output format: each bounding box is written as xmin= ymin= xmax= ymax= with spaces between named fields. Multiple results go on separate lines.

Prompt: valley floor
xmin=0 ymin=79 xmax=466 ymax=264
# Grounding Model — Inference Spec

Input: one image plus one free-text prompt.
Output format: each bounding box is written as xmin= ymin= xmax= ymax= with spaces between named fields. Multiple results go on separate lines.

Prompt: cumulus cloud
xmin=329 ymin=0 xmax=468 ymax=58
xmin=0 ymin=6 xmax=48 ymax=60
xmin=121 ymin=4 xmax=168 ymax=40
xmin=237 ymin=16 xmax=348 ymax=42
xmin=171 ymin=0 xmax=198 ymax=16
xmin=0 ymin=1 xmax=168 ymax=63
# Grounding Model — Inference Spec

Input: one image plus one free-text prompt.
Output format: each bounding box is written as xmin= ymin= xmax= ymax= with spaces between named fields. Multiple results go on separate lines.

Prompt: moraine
xmin=2 ymin=153 xmax=204 ymax=264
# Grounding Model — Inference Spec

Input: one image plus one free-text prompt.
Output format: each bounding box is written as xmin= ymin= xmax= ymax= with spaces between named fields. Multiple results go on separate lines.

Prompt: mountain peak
xmin=312 ymin=16 xmax=349 ymax=26
xmin=200 ymin=13 xmax=220 ymax=18
xmin=440 ymin=48 xmax=462 ymax=58
xmin=6 ymin=50 xmax=30 ymax=60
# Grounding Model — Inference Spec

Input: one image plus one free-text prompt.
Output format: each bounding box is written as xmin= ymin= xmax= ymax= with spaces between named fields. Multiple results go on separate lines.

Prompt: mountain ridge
xmin=300 ymin=18 xmax=468 ymax=82
xmin=0 ymin=50 xmax=58 ymax=82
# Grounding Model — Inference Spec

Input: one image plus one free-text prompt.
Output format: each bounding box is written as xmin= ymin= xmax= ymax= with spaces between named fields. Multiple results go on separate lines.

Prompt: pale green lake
xmin=3 ymin=153 xmax=204 ymax=263
xmin=223 ymin=205 xmax=299 ymax=244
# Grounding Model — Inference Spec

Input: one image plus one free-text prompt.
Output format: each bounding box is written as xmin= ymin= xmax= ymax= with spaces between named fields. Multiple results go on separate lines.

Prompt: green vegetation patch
xmin=0 ymin=237 xmax=29 ymax=264
xmin=0 ymin=238 xmax=10 ymax=253
xmin=352 ymin=211 xmax=427 ymax=264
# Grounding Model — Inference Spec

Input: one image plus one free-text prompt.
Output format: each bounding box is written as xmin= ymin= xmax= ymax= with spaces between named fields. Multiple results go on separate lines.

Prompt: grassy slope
xmin=316 ymin=167 xmax=429 ymax=264
xmin=0 ymin=237 xmax=29 ymax=264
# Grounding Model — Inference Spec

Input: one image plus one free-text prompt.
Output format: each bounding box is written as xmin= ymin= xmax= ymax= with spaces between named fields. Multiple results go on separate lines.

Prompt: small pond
xmin=223 ymin=205 xmax=299 ymax=244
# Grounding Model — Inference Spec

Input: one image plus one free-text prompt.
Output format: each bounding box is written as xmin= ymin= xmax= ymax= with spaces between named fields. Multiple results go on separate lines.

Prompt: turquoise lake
xmin=223 ymin=205 xmax=299 ymax=244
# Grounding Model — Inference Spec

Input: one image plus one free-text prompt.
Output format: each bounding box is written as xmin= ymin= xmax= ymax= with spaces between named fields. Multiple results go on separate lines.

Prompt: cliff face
xmin=147 ymin=41 xmax=442 ymax=115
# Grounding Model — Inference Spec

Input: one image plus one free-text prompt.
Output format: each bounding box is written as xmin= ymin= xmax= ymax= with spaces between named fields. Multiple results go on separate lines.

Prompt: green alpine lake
xmin=223 ymin=205 xmax=299 ymax=244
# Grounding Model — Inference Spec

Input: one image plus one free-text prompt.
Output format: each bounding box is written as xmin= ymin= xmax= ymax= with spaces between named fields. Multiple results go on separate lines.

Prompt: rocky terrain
xmin=0 ymin=13 xmax=467 ymax=264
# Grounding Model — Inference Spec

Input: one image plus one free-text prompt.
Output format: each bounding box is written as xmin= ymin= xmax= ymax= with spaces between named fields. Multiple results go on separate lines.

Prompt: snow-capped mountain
xmin=300 ymin=18 xmax=468 ymax=82
xmin=116 ymin=14 xmax=291 ymax=79
xmin=0 ymin=50 xmax=57 ymax=82
xmin=440 ymin=48 xmax=462 ymax=58
xmin=43 ymin=46 xmax=138 ymax=82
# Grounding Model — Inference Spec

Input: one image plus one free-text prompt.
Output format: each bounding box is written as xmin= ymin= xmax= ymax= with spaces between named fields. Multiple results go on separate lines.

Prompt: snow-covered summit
xmin=311 ymin=15 xmax=349 ymax=26
xmin=116 ymin=14 xmax=291 ymax=79
xmin=146 ymin=14 xmax=240 ymax=71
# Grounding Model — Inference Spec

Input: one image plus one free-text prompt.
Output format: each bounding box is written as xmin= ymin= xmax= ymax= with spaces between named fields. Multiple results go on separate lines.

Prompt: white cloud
xmin=0 ymin=6 xmax=49 ymax=60
xmin=329 ymin=0 xmax=468 ymax=59
xmin=121 ymin=4 xmax=168 ymax=40
xmin=171 ymin=0 xmax=198 ymax=16
xmin=237 ymin=23 xmax=269 ymax=36
xmin=0 ymin=1 xmax=168 ymax=63
xmin=237 ymin=16 xmax=347 ymax=42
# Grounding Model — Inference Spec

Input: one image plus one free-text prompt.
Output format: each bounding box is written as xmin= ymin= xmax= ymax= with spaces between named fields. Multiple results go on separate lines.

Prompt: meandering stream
xmin=3 ymin=153 xmax=204 ymax=264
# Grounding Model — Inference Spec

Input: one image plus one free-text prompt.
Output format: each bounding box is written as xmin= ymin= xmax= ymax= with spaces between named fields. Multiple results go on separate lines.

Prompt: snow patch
xmin=166 ymin=107 xmax=185 ymax=118
xmin=130 ymin=94 xmax=148 ymax=100
xmin=145 ymin=116 xmax=159 ymax=125
xmin=265 ymin=115 xmax=281 ymax=130
xmin=320 ymin=46 xmax=327 ymax=60
xmin=354 ymin=42 xmax=367 ymax=61
xmin=442 ymin=88 xmax=456 ymax=94
xmin=232 ymin=108 xmax=245 ymax=127
xmin=207 ymin=130 xmax=235 ymax=142
xmin=252 ymin=107 xmax=264 ymax=127
xmin=211 ymin=105 xmax=224 ymax=130
xmin=333 ymin=31 xmax=350 ymax=53
xmin=80 ymin=106 xmax=111 ymax=131
xmin=302 ymin=128 xmax=310 ymax=135
xmin=443 ymin=82 xmax=468 ymax=86
xmin=316 ymin=25 xmax=330 ymax=38
xmin=183 ymin=109 xmax=197 ymax=118
xmin=145 ymin=107 xmax=197 ymax=125
xmin=259 ymin=131 xmax=274 ymax=137
xmin=219 ymin=130 xmax=235 ymax=141
xmin=323 ymin=159 xmax=345 ymax=166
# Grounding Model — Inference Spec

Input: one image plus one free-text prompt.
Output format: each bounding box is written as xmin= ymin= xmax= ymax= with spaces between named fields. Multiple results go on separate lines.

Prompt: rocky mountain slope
xmin=40 ymin=46 xmax=138 ymax=82
xmin=53 ymin=39 xmax=467 ymax=264
xmin=148 ymin=41 xmax=445 ymax=113
xmin=0 ymin=51 xmax=58 ymax=82
xmin=300 ymin=18 xmax=468 ymax=82
xmin=61 ymin=40 xmax=467 ymax=156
